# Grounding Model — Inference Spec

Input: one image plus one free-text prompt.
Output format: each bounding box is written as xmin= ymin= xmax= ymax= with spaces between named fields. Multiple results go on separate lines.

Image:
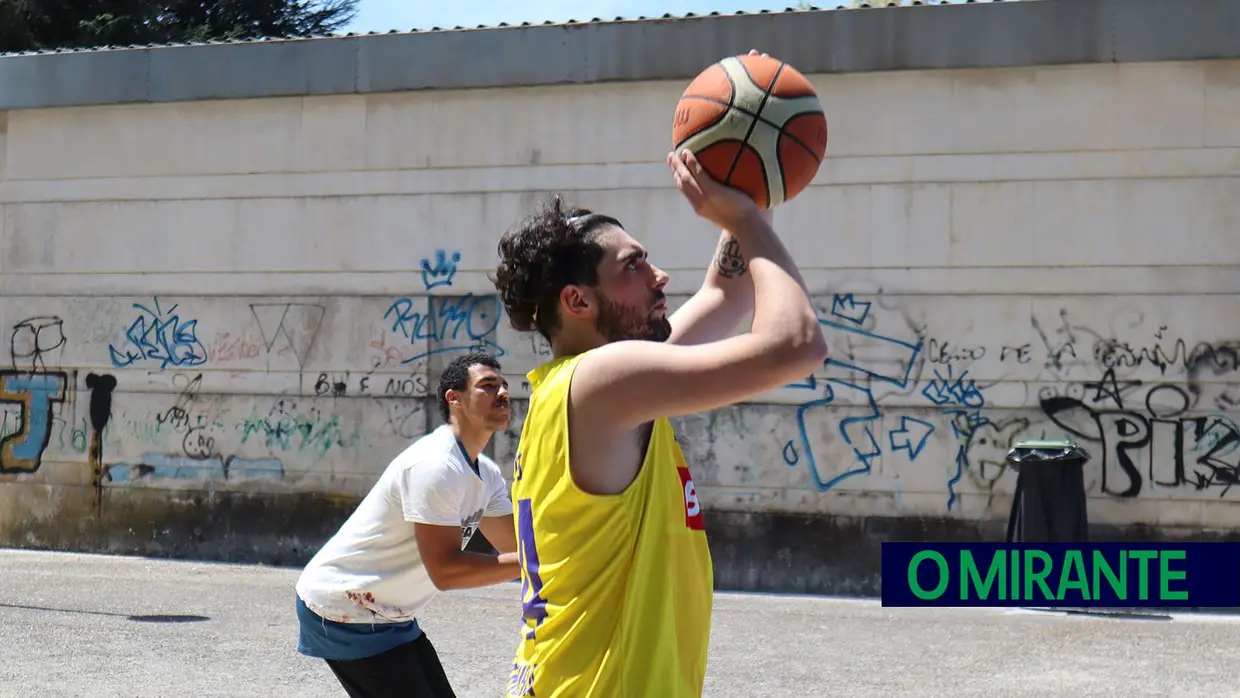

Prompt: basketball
xmin=672 ymin=53 xmax=828 ymax=209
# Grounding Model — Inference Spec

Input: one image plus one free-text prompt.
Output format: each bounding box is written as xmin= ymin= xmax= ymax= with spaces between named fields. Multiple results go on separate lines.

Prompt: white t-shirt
xmin=295 ymin=424 xmax=513 ymax=624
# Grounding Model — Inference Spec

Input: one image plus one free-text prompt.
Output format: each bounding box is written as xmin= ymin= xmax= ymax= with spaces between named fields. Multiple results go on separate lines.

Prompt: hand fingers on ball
xmin=667 ymin=151 xmax=695 ymax=188
xmin=681 ymin=151 xmax=720 ymax=195
xmin=683 ymin=150 xmax=729 ymax=197
xmin=681 ymin=149 xmax=704 ymax=175
xmin=667 ymin=150 xmax=693 ymax=184
xmin=680 ymin=151 xmax=715 ymax=194
xmin=668 ymin=150 xmax=707 ymax=202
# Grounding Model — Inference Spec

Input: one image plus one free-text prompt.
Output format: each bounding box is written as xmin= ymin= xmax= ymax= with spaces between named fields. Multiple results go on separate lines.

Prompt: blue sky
xmin=343 ymin=1 xmax=831 ymax=33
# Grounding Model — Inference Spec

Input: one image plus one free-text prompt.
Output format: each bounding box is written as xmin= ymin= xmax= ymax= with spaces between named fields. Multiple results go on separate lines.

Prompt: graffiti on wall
xmin=780 ymin=298 xmax=925 ymax=493
xmin=0 ymin=317 xmax=71 ymax=473
xmin=773 ymin=294 xmax=1240 ymax=513
xmin=1 ymin=235 xmax=1236 ymax=525
xmin=0 ymin=370 xmax=68 ymax=473
xmin=248 ymin=302 xmax=326 ymax=370
xmin=420 ymin=249 xmax=461 ymax=291
xmin=102 ymin=371 xmax=366 ymax=486
xmin=11 ymin=316 xmax=66 ymax=372
xmin=108 ymin=297 xmax=208 ymax=370
xmin=384 ymin=294 xmax=505 ymax=365
xmin=1035 ymin=376 xmax=1240 ymax=498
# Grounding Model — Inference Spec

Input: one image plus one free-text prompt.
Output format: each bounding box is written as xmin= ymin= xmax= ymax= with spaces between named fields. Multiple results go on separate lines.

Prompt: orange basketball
xmin=672 ymin=54 xmax=828 ymax=209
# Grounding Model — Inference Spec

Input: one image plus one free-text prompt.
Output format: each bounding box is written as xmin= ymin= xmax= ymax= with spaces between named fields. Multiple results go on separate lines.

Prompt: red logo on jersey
xmin=677 ymin=466 xmax=704 ymax=530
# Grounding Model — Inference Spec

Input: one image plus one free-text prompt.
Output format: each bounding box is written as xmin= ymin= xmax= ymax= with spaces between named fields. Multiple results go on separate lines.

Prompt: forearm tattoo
xmin=714 ymin=234 xmax=748 ymax=278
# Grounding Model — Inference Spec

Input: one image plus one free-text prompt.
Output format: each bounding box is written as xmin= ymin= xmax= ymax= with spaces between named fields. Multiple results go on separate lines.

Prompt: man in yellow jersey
xmin=490 ymin=107 xmax=828 ymax=696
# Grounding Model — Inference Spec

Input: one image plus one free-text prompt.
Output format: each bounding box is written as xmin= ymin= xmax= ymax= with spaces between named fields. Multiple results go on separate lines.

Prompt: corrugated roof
xmin=0 ymin=1 xmax=1009 ymax=57
xmin=2 ymin=0 xmax=1229 ymax=110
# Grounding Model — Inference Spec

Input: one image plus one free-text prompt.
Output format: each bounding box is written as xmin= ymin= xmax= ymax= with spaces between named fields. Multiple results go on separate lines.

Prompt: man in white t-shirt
xmin=295 ymin=352 xmax=520 ymax=698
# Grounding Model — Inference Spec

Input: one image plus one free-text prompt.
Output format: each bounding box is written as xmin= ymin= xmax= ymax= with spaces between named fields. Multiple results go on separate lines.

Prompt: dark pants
xmin=324 ymin=632 xmax=456 ymax=698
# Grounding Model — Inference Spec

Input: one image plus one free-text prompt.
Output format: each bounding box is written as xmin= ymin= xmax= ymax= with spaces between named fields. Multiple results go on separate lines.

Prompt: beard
xmin=595 ymin=292 xmax=671 ymax=343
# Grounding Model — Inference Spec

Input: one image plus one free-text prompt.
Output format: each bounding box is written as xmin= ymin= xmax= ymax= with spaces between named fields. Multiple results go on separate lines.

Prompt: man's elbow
xmin=423 ymin=559 xmax=462 ymax=592
xmin=775 ymin=319 xmax=828 ymax=375
xmin=802 ymin=326 xmax=829 ymax=366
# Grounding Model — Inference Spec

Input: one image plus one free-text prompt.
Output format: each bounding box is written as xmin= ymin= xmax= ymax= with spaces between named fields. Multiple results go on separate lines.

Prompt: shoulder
xmin=392 ymin=428 xmax=465 ymax=480
xmin=398 ymin=425 xmax=457 ymax=463
xmin=531 ymin=354 xmax=590 ymax=394
xmin=477 ymin=453 xmax=508 ymax=484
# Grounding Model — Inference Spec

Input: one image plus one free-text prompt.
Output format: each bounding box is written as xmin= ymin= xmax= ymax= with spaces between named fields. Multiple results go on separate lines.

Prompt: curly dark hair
xmin=438 ymin=352 xmax=502 ymax=423
xmin=491 ymin=194 xmax=622 ymax=342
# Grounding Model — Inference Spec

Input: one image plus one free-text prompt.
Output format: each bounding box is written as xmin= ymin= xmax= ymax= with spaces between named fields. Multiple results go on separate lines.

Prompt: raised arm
xmin=665 ymin=218 xmax=762 ymax=347
xmin=570 ymin=152 xmax=827 ymax=430
xmin=666 ymin=50 xmax=771 ymax=348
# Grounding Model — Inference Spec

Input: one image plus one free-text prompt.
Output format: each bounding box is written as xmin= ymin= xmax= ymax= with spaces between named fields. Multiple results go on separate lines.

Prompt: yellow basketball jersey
xmin=506 ymin=354 xmax=714 ymax=698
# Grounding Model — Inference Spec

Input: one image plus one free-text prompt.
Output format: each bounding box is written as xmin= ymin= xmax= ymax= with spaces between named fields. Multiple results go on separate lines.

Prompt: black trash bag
xmin=1004 ymin=440 xmax=1091 ymax=544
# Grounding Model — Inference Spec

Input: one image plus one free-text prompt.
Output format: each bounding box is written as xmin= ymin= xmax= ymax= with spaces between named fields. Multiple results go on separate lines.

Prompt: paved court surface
xmin=0 ymin=549 xmax=1236 ymax=697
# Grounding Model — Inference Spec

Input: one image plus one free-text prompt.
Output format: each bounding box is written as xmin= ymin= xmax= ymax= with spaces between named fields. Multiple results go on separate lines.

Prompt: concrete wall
xmin=2 ymin=2 xmax=1238 ymax=595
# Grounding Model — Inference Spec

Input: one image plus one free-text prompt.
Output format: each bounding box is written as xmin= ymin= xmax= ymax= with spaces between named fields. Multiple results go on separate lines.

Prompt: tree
xmin=0 ymin=0 xmax=359 ymax=53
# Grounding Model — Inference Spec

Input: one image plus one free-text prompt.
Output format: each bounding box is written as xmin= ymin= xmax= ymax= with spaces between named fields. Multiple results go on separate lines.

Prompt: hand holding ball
xmin=671 ymin=51 xmax=828 ymax=210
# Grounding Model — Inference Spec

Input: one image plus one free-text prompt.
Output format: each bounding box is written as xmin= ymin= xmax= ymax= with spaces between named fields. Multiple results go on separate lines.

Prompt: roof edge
xmin=0 ymin=0 xmax=1235 ymax=111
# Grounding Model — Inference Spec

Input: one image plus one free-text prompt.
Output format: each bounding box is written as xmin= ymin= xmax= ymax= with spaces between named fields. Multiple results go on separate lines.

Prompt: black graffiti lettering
xmin=315 ymin=372 xmax=349 ymax=398
xmin=155 ymin=373 xmax=201 ymax=431
xmin=999 ymin=344 xmax=1032 ymax=364
xmin=1148 ymin=418 xmax=1182 ymax=489
xmin=1039 ymin=396 xmax=1099 ymax=440
xmin=1095 ymin=411 xmax=1150 ymax=498
xmin=1082 ymin=368 xmax=1142 ymax=408
xmin=1041 ymin=391 xmax=1240 ymax=499
xmin=926 ymin=338 xmax=985 ymax=365
xmin=385 ymin=376 xmax=428 ymax=397
xmin=359 ymin=377 xmax=370 ymax=393
xmin=1048 ymin=343 xmax=1078 ymax=370
xmin=1144 ymin=383 xmax=1191 ymax=418
xmin=1095 ymin=338 xmax=1240 ymax=377
xmin=1195 ymin=423 xmax=1240 ymax=495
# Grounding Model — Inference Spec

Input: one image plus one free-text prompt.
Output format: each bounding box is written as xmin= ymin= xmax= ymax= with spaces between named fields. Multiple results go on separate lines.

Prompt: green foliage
xmin=0 ymin=0 xmax=358 ymax=52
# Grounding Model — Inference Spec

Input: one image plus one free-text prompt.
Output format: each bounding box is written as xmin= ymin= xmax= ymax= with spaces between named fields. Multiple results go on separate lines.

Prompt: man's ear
xmin=559 ymin=285 xmax=595 ymax=321
xmin=445 ymin=388 xmax=460 ymax=410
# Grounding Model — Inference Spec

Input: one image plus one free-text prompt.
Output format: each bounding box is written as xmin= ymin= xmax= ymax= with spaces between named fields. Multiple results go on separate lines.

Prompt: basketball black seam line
xmin=727 ymin=57 xmax=823 ymax=165
xmin=777 ymin=113 xmax=830 ymax=201
xmin=673 ymin=66 xmax=738 ymax=151
xmin=673 ymin=99 xmax=732 ymax=151
xmin=725 ymin=60 xmax=785 ymax=202
xmin=711 ymin=136 xmax=769 ymax=202
xmin=734 ymin=56 xmax=768 ymax=95
xmin=678 ymin=95 xmax=824 ymax=164
xmin=722 ymin=59 xmax=775 ymax=187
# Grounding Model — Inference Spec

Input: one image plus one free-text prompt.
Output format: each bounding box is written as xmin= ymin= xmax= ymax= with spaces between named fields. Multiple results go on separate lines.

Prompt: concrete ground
xmin=0 ymin=549 xmax=1237 ymax=697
